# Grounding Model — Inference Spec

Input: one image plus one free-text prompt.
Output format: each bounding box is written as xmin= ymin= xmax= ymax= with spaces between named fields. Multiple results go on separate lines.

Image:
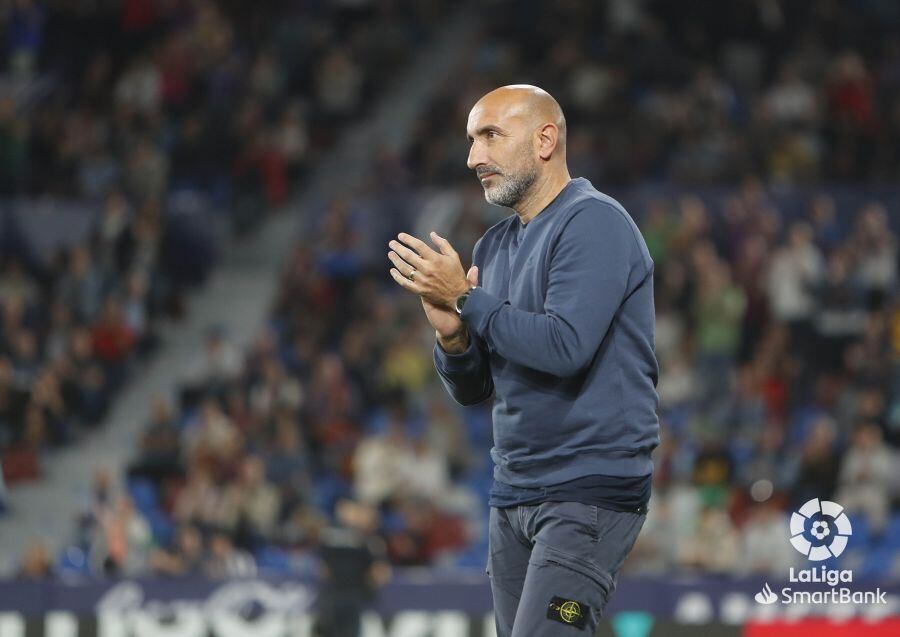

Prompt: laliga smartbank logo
xmin=755 ymin=498 xmax=886 ymax=606
xmin=789 ymin=497 xmax=852 ymax=560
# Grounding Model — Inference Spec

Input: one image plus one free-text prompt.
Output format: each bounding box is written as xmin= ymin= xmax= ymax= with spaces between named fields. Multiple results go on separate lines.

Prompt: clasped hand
xmin=387 ymin=231 xmax=472 ymax=309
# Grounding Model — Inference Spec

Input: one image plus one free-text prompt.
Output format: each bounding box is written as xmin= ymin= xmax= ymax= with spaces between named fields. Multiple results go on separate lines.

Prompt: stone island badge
xmin=547 ymin=596 xmax=588 ymax=629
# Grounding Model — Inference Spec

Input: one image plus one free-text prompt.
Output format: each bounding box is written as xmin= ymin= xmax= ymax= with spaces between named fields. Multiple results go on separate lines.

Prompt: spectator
xmin=766 ymin=222 xmax=824 ymax=356
xmin=353 ymin=419 xmax=414 ymax=506
xmin=184 ymin=398 xmax=241 ymax=467
xmin=221 ymin=455 xmax=281 ymax=541
xmin=694 ymin=258 xmax=747 ymax=405
xmin=150 ymin=524 xmax=204 ymax=577
xmin=198 ymin=327 xmax=243 ymax=386
xmin=128 ymin=395 xmax=181 ymax=484
xmin=173 ymin=465 xmax=230 ymax=531
xmin=264 ymin=416 xmax=312 ymax=513
xmin=203 ymin=530 xmax=256 ymax=580
xmin=678 ymin=505 xmax=741 ymax=573
xmin=741 ymin=500 xmax=800 ymax=575
xmin=853 ymin=204 xmax=897 ymax=310
xmin=314 ymin=499 xmax=390 ymax=637
xmin=814 ymin=249 xmax=868 ymax=370
xmin=789 ymin=415 xmax=841 ymax=507
xmin=836 ymin=422 xmax=895 ymax=535
xmin=91 ymin=296 xmax=137 ymax=368
xmin=16 ymin=538 xmax=53 ymax=581
xmin=91 ymin=494 xmax=153 ymax=577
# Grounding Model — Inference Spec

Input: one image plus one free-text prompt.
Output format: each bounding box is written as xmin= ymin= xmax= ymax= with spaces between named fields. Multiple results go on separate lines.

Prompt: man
xmin=387 ymin=85 xmax=659 ymax=636
xmin=314 ymin=499 xmax=391 ymax=637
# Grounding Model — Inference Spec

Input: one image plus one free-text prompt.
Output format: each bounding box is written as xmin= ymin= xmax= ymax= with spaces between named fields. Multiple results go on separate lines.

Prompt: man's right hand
xmin=425 ymin=265 xmax=478 ymax=354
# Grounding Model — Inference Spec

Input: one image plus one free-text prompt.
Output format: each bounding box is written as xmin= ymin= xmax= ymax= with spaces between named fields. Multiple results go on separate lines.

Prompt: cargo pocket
xmin=530 ymin=543 xmax=615 ymax=594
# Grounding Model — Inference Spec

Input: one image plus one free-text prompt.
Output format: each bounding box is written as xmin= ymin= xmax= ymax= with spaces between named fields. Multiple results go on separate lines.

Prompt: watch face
xmin=456 ymin=291 xmax=470 ymax=313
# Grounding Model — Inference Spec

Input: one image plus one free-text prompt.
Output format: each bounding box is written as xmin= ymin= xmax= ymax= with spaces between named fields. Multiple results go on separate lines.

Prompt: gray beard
xmin=484 ymin=167 xmax=538 ymax=208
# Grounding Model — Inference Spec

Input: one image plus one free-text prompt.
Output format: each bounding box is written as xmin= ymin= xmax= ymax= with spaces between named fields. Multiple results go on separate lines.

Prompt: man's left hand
xmin=388 ymin=231 xmax=470 ymax=309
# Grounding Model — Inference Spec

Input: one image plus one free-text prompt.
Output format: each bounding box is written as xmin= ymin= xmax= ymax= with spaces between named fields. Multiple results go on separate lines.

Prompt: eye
xmin=486 ymin=131 xmax=497 ymax=139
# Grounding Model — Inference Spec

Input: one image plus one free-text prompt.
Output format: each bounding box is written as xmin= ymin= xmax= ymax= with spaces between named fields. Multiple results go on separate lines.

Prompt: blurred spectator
xmin=625 ymin=492 xmax=676 ymax=575
xmin=221 ymin=455 xmax=281 ymax=542
xmin=422 ymin=396 xmax=473 ymax=481
xmin=814 ymin=249 xmax=868 ymax=370
xmin=197 ymin=327 xmax=243 ymax=386
xmin=679 ymin=505 xmax=742 ymax=573
xmin=315 ymin=48 xmax=364 ymax=121
xmin=264 ymin=416 xmax=312 ymax=512
xmin=150 ymin=524 xmax=204 ymax=577
xmin=386 ymin=496 xmax=468 ymax=566
xmin=91 ymin=296 xmax=137 ymax=369
xmin=16 ymin=538 xmax=53 ymax=581
xmin=174 ymin=465 xmax=231 ymax=531
xmin=91 ymin=494 xmax=153 ymax=577
xmin=854 ymin=205 xmax=898 ymax=309
xmin=314 ymin=499 xmax=390 ymax=637
xmin=353 ymin=418 xmax=414 ymax=506
xmin=741 ymin=500 xmax=799 ymax=575
xmin=789 ymin=415 xmax=840 ymax=506
xmin=128 ymin=395 xmax=181 ymax=484
xmin=184 ymin=398 xmax=241 ymax=467
xmin=766 ymin=222 xmax=823 ymax=356
xmin=694 ymin=257 xmax=747 ymax=405
xmin=836 ymin=422 xmax=895 ymax=535
xmin=203 ymin=530 xmax=256 ymax=580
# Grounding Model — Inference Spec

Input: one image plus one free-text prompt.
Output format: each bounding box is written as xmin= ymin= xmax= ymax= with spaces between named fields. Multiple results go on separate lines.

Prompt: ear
xmin=536 ymin=123 xmax=559 ymax=161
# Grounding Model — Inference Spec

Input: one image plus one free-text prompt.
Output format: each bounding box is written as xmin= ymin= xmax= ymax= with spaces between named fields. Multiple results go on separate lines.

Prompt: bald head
xmin=466 ymin=85 xmax=569 ymax=210
xmin=470 ymin=84 xmax=567 ymax=152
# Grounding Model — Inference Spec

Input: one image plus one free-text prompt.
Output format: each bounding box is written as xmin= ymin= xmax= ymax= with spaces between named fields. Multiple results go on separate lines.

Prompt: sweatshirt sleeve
xmin=460 ymin=204 xmax=645 ymax=377
xmin=432 ymin=237 xmax=495 ymax=406
xmin=433 ymin=330 xmax=494 ymax=406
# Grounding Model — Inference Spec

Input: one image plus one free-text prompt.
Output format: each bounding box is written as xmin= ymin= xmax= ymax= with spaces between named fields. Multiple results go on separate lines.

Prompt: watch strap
xmin=455 ymin=286 xmax=475 ymax=315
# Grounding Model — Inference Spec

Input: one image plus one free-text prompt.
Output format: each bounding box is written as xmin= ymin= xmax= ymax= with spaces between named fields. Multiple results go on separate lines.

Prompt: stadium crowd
xmin=8 ymin=0 xmax=900 ymax=582
xmin=0 ymin=0 xmax=446 ymax=490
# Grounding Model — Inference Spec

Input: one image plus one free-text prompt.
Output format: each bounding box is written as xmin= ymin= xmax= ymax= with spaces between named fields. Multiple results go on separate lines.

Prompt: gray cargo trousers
xmin=486 ymin=501 xmax=645 ymax=636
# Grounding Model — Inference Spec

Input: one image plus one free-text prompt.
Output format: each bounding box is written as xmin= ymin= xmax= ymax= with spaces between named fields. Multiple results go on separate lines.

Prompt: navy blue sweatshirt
xmin=433 ymin=178 xmax=660 ymax=492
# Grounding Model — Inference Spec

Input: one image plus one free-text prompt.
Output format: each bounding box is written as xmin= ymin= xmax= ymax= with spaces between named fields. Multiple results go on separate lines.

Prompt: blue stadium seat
xmin=381 ymin=509 xmax=406 ymax=534
xmin=859 ymin=546 xmax=894 ymax=579
xmin=127 ymin=479 xmax=159 ymax=515
xmin=881 ymin=513 xmax=900 ymax=549
xmin=463 ymin=472 xmax=494 ymax=503
xmin=311 ymin=474 xmax=352 ymax=515
xmin=450 ymin=539 xmax=489 ymax=570
xmin=847 ymin=514 xmax=869 ymax=548
xmin=462 ymin=409 xmax=494 ymax=449
xmin=145 ymin=510 xmax=174 ymax=547
xmin=255 ymin=545 xmax=292 ymax=574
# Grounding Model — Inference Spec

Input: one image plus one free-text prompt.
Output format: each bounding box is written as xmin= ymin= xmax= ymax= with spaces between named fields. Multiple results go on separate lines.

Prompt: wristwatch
xmin=455 ymin=287 xmax=476 ymax=315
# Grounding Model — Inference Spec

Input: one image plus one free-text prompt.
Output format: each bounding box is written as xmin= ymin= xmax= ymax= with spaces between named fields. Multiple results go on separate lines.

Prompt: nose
xmin=467 ymin=140 xmax=486 ymax=171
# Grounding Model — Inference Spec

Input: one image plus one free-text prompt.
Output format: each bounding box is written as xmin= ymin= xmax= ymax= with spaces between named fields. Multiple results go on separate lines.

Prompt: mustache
xmin=476 ymin=166 xmax=503 ymax=178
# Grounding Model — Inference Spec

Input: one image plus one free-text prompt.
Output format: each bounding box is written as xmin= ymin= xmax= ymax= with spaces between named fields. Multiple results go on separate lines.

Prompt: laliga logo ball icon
xmin=790 ymin=498 xmax=852 ymax=561
xmin=810 ymin=520 xmax=830 ymax=541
